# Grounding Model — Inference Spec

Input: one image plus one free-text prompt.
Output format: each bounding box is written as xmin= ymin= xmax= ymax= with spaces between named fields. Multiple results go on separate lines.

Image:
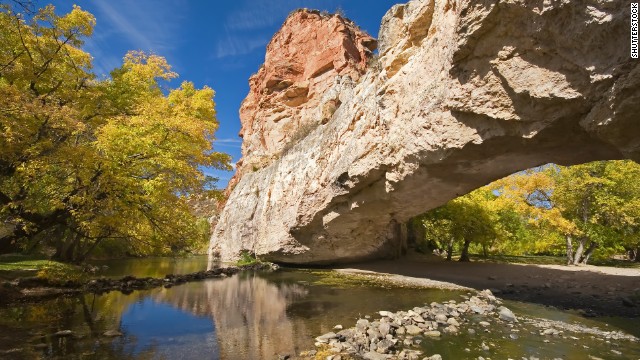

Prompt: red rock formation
xmin=226 ymin=10 xmax=376 ymax=193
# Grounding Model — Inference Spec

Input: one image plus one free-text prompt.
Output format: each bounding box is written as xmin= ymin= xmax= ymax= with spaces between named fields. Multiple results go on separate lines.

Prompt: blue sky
xmin=49 ymin=0 xmax=399 ymax=187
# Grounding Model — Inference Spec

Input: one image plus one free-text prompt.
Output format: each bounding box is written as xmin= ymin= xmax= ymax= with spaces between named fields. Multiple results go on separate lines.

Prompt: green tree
xmin=492 ymin=161 xmax=640 ymax=264
xmin=0 ymin=4 xmax=230 ymax=262
xmin=417 ymin=161 xmax=640 ymax=265
xmin=553 ymin=161 xmax=640 ymax=264
xmin=419 ymin=189 xmax=496 ymax=262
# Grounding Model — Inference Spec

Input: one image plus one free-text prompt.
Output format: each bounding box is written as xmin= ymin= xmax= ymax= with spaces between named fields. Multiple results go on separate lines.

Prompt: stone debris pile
xmin=303 ymin=289 xmax=637 ymax=360
xmin=307 ymin=290 xmax=505 ymax=360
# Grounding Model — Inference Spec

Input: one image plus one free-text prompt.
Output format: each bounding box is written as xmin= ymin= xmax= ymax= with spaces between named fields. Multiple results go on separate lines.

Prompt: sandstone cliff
xmin=211 ymin=0 xmax=640 ymax=264
xmin=228 ymin=9 xmax=376 ymax=191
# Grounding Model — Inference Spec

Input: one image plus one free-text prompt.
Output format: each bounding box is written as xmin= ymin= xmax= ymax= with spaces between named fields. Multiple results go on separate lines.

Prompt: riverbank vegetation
xmin=416 ymin=160 xmax=640 ymax=266
xmin=0 ymin=253 xmax=87 ymax=285
xmin=0 ymin=3 xmax=229 ymax=262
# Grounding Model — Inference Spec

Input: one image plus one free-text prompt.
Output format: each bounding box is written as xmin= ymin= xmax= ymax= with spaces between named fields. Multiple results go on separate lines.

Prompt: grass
xmin=0 ymin=254 xmax=58 ymax=272
xmin=588 ymin=258 xmax=640 ymax=268
xmin=0 ymin=254 xmax=87 ymax=284
xmin=469 ymin=253 xmax=640 ymax=268
xmin=304 ymin=269 xmax=423 ymax=290
xmin=235 ymin=250 xmax=262 ymax=266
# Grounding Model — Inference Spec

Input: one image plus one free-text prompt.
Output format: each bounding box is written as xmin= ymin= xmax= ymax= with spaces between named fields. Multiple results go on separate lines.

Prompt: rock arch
xmin=210 ymin=0 xmax=640 ymax=264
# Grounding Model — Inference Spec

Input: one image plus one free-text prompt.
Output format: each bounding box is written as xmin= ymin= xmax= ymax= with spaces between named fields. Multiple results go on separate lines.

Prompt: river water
xmin=0 ymin=256 xmax=638 ymax=359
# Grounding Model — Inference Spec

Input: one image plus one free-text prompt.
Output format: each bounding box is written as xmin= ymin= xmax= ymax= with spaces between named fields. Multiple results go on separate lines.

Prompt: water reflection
xmin=199 ymin=274 xmax=307 ymax=359
xmin=90 ymin=255 xmax=210 ymax=278
xmin=1 ymin=267 xmax=639 ymax=360
xmin=120 ymin=298 xmax=218 ymax=359
xmin=144 ymin=273 xmax=308 ymax=359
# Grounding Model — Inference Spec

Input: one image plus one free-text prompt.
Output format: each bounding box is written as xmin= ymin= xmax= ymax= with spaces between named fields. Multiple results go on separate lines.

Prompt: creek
xmin=0 ymin=256 xmax=637 ymax=359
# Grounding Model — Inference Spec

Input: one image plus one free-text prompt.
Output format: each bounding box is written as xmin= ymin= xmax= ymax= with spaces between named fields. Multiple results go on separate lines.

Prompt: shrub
xmin=236 ymin=250 xmax=260 ymax=266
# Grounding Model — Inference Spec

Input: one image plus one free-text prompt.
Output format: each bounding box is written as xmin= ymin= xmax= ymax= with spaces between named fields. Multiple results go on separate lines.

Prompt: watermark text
xmin=633 ymin=3 xmax=639 ymax=58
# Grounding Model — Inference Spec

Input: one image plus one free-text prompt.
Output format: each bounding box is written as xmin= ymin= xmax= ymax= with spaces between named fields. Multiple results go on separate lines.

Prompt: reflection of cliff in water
xmin=153 ymin=273 xmax=310 ymax=359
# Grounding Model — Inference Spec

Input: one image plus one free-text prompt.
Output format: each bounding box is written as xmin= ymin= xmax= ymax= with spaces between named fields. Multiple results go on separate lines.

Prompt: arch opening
xmin=401 ymin=160 xmax=640 ymax=267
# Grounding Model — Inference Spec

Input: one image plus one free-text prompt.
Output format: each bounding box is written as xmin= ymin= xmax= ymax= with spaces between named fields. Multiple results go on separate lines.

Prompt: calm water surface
xmin=0 ymin=256 xmax=638 ymax=359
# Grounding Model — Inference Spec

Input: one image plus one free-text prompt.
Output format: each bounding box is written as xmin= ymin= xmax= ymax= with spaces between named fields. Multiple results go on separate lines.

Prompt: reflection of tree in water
xmin=0 ymin=294 xmax=162 ymax=359
xmin=153 ymin=272 xmax=310 ymax=359
xmin=93 ymin=255 xmax=210 ymax=279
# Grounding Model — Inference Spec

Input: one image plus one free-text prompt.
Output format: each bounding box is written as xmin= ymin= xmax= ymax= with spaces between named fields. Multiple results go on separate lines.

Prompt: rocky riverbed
xmin=301 ymin=289 xmax=638 ymax=360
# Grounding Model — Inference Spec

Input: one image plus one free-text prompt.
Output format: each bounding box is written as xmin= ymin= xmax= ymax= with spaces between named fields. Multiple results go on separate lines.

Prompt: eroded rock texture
xmin=228 ymin=9 xmax=376 ymax=190
xmin=210 ymin=0 xmax=640 ymax=264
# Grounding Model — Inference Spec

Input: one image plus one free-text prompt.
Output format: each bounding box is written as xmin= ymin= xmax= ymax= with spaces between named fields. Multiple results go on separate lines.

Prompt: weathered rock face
xmin=211 ymin=0 xmax=640 ymax=264
xmin=229 ymin=9 xmax=376 ymax=190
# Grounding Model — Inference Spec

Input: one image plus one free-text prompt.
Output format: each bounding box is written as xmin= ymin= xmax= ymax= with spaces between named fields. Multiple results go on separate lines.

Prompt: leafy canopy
xmin=416 ymin=161 xmax=640 ymax=263
xmin=0 ymin=3 xmax=230 ymax=262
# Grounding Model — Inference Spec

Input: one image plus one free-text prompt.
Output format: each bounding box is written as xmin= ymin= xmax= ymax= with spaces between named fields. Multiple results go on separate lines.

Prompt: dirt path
xmin=335 ymin=254 xmax=640 ymax=317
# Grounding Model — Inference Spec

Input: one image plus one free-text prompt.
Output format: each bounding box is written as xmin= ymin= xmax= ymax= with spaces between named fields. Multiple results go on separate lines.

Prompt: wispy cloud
xmin=223 ymin=1 xmax=295 ymax=31
xmin=213 ymin=137 xmax=243 ymax=148
xmin=201 ymin=167 xmax=234 ymax=181
xmin=215 ymin=138 xmax=243 ymax=144
xmin=223 ymin=0 xmax=340 ymax=31
xmin=81 ymin=0 xmax=190 ymax=76
xmin=92 ymin=1 xmax=154 ymax=51
xmin=214 ymin=33 xmax=271 ymax=59
xmin=201 ymin=166 xmax=234 ymax=188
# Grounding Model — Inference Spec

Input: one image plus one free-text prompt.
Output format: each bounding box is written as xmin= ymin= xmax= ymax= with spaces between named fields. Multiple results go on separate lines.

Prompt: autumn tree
xmin=0 ymin=4 xmax=230 ymax=262
xmin=491 ymin=161 xmax=640 ymax=264
xmin=552 ymin=161 xmax=640 ymax=264
xmin=490 ymin=167 xmax=577 ymax=263
xmin=416 ymin=161 xmax=640 ymax=265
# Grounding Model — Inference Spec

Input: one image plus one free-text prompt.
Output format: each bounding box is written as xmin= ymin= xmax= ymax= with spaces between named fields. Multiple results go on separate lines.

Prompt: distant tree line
xmin=415 ymin=161 xmax=640 ymax=264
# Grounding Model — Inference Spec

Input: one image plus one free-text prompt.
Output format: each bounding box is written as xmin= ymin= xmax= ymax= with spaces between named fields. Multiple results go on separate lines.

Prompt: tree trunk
xmin=446 ymin=239 xmax=453 ymax=261
xmin=459 ymin=239 xmax=472 ymax=262
xmin=75 ymin=237 xmax=103 ymax=264
xmin=565 ymin=235 xmax=573 ymax=265
xmin=63 ymin=239 xmax=76 ymax=263
xmin=0 ymin=237 xmax=18 ymax=254
xmin=406 ymin=218 xmax=426 ymax=249
xmin=53 ymin=232 xmax=81 ymax=263
xmin=51 ymin=226 xmax=71 ymax=260
xmin=53 ymin=239 xmax=65 ymax=260
xmin=482 ymin=243 xmax=488 ymax=258
xmin=579 ymin=241 xmax=598 ymax=264
xmin=573 ymin=237 xmax=587 ymax=265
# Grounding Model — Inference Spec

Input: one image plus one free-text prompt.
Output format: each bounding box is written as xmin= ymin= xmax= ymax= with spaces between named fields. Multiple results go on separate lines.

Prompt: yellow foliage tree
xmin=0 ymin=4 xmax=230 ymax=262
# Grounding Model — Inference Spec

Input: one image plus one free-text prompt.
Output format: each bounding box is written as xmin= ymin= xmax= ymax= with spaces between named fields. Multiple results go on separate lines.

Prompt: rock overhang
xmin=210 ymin=0 xmax=640 ymax=264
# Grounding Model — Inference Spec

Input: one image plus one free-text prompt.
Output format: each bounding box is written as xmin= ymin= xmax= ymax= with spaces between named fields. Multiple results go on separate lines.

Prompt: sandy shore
xmin=335 ymin=253 xmax=640 ymax=318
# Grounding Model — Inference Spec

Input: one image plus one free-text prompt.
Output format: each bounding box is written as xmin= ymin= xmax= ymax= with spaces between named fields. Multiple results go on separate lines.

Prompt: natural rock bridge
xmin=210 ymin=0 xmax=640 ymax=264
